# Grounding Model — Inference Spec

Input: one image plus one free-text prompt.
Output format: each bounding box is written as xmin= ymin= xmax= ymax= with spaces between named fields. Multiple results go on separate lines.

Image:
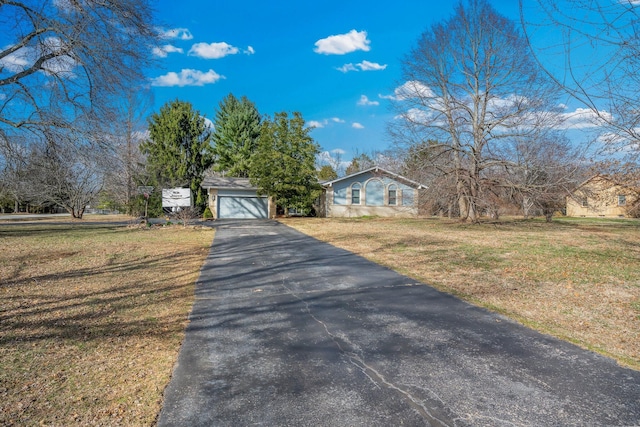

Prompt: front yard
xmin=0 ymin=219 xmax=214 ymax=425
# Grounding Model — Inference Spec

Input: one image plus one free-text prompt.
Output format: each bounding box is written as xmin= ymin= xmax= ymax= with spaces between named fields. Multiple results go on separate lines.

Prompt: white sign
xmin=162 ymin=188 xmax=192 ymax=208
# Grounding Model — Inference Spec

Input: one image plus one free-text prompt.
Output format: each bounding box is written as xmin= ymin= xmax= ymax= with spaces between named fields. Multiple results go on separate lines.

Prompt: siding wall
xmin=566 ymin=178 xmax=636 ymax=218
xmin=325 ymin=171 xmax=420 ymax=218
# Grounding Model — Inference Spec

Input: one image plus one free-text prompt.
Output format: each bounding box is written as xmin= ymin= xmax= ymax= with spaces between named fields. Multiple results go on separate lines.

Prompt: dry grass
xmin=280 ymin=216 xmax=640 ymax=369
xmin=0 ymin=217 xmax=214 ymax=426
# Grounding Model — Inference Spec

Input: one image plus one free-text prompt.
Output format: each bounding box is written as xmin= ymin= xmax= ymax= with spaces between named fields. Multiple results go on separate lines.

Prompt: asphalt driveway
xmin=157 ymin=220 xmax=639 ymax=426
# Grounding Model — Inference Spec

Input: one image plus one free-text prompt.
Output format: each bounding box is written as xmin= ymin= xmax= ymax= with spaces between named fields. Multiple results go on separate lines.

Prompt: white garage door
xmin=218 ymin=196 xmax=268 ymax=219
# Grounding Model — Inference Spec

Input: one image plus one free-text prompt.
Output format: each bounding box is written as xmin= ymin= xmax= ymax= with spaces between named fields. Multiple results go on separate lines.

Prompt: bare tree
xmin=100 ymin=88 xmax=153 ymax=214
xmin=520 ymin=0 xmax=640 ymax=155
xmin=0 ymin=136 xmax=33 ymax=212
xmin=171 ymin=206 xmax=201 ymax=228
xmin=0 ymin=1 xmax=158 ymax=145
xmin=401 ymin=141 xmax=459 ymax=217
xmin=20 ymin=135 xmax=105 ymax=218
xmin=503 ymin=135 xmax=586 ymax=221
xmin=390 ymin=0 xmax=563 ymax=222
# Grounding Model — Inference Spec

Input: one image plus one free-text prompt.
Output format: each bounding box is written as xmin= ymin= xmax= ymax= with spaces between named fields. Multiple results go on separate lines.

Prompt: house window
xmin=618 ymin=195 xmax=626 ymax=206
xmin=581 ymin=198 xmax=588 ymax=208
xmin=333 ymin=187 xmax=347 ymax=205
xmin=402 ymin=189 xmax=414 ymax=206
xmin=351 ymin=183 xmax=361 ymax=204
xmin=365 ymin=179 xmax=384 ymax=206
xmin=388 ymin=185 xmax=397 ymax=205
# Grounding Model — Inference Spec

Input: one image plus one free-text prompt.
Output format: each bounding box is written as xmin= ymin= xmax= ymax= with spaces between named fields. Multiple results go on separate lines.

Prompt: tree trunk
xmin=523 ymin=196 xmax=533 ymax=219
xmin=467 ymin=177 xmax=480 ymax=223
xmin=457 ymin=179 xmax=469 ymax=221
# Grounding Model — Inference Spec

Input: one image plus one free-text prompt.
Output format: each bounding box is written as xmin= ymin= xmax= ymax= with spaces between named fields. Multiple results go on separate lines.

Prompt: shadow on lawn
xmin=0 ymin=221 xmax=133 ymax=236
xmin=0 ymin=242 xmax=205 ymax=346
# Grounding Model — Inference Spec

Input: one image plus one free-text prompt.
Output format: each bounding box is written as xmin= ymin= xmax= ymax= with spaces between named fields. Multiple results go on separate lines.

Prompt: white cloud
xmin=246 ymin=46 xmax=255 ymax=55
xmin=160 ymin=28 xmax=193 ymax=40
xmin=314 ymin=29 xmax=370 ymax=55
xmin=309 ymin=117 xmax=346 ymax=128
xmin=203 ymin=117 xmax=214 ymax=130
xmin=336 ymin=63 xmax=358 ymax=73
xmin=559 ymin=107 xmax=611 ymax=129
xmin=150 ymin=69 xmax=225 ymax=87
xmin=337 ymin=60 xmax=387 ymax=73
xmin=189 ymin=42 xmax=239 ymax=59
xmin=357 ymin=60 xmax=387 ymax=71
xmin=379 ymin=93 xmax=396 ymax=101
xmin=317 ymin=150 xmax=350 ymax=173
xmin=352 ymin=122 xmax=365 ymax=129
xmin=0 ymin=38 xmax=77 ymax=77
xmin=357 ymin=95 xmax=379 ymax=106
xmin=41 ymin=37 xmax=78 ymax=76
xmin=385 ymin=81 xmax=435 ymax=101
xmin=0 ymin=48 xmax=31 ymax=72
xmin=152 ymin=44 xmax=184 ymax=58
xmin=317 ymin=150 xmax=334 ymax=164
xmin=395 ymin=108 xmax=433 ymax=124
xmin=394 ymin=93 xmax=613 ymax=133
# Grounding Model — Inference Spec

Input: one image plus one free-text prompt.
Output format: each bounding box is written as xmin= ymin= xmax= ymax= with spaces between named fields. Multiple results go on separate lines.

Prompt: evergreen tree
xmin=250 ymin=112 xmax=321 ymax=213
xmin=212 ymin=93 xmax=262 ymax=177
xmin=141 ymin=100 xmax=213 ymax=210
xmin=318 ymin=165 xmax=338 ymax=181
xmin=345 ymin=153 xmax=375 ymax=175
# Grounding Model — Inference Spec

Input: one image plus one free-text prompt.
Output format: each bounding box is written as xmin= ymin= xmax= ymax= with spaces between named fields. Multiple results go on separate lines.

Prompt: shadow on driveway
xmin=158 ymin=220 xmax=640 ymax=426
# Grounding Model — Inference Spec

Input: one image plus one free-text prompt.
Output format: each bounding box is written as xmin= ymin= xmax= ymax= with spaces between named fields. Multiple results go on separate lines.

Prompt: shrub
xmin=202 ymin=206 xmax=213 ymax=219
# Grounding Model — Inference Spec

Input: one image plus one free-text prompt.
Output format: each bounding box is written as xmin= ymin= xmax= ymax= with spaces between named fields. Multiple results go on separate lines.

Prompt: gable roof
xmin=573 ymin=174 xmax=639 ymax=192
xmin=322 ymin=166 xmax=427 ymax=189
xmin=201 ymin=176 xmax=257 ymax=190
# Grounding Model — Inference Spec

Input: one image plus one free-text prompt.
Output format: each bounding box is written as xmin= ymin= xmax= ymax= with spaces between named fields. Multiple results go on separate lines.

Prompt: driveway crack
xmin=280 ymin=278 xmax=455 ymax=427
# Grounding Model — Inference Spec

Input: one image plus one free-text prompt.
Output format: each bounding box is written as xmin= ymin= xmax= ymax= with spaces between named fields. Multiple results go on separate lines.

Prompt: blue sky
xmin=149 ymin=0 xmax=522 ymax=162
xmin=149 ymin=0 xmax=605 ymax=164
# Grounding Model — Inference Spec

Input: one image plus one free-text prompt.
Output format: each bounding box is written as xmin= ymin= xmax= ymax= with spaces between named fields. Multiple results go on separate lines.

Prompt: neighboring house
xmin=201 ymin=176 xmax=275 ymax=219
xmin=566 ymin=175 xmax=638 ymax=218
xmin=320 ymin=167 xmax=427 ymax=218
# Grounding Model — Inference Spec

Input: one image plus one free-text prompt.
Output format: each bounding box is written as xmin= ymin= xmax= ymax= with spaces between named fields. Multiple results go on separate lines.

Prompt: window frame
xmin=618 ymin=194 xmax=627 ymax=206
xmin=351 ymin=183 xmax=361 ymax=205
xmin=388 ymin=184 xmax=397 ymax=205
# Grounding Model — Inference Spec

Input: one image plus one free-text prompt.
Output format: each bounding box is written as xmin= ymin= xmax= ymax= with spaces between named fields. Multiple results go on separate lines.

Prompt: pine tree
xmin=212 ymin=94 xmax=261 ymax=177
xmin=141 ymin=100 xmax=213 ymax=210
xmin=249 ymin=112 xmax=321 ymax=213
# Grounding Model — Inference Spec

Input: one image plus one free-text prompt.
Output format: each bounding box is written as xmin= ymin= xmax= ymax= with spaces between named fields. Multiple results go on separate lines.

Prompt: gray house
xmin=321 ymin=167 xmax=427 ymax=218
xmin=201 ymin=167 xmax=426 ymax=219
xmin=201 ymin=176 xmax=275 ymax=219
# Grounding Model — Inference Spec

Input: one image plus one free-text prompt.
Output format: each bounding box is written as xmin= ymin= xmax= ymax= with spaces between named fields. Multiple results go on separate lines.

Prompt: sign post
xmin=137 ymin=186 xmax=154 ymax=219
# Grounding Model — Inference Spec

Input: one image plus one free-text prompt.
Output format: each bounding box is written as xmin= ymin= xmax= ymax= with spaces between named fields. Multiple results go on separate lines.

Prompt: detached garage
xmin=201 ymin=176 xmax=274 ymax=219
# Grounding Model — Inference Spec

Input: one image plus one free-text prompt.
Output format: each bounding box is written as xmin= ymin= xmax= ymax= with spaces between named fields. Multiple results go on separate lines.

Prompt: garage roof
xmin=201 ymin=176 xmax=257 ymax=190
